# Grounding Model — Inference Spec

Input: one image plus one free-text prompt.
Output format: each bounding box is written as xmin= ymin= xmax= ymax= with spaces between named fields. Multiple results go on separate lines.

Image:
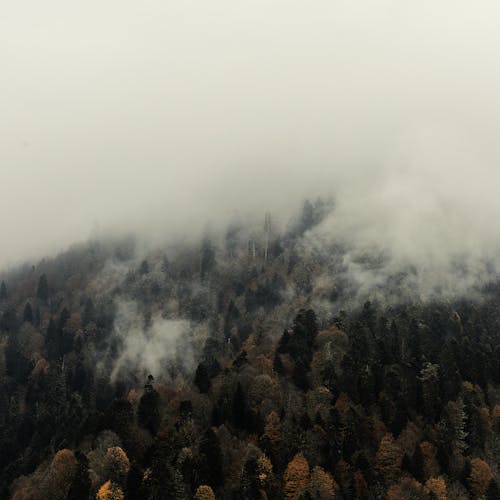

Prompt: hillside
xmin=1 ymin=202 xmax=500 ymax=499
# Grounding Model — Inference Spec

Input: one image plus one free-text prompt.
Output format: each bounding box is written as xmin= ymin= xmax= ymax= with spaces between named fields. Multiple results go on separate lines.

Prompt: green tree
xmin=138 ymin=375 xmax=161 ymax=435
xmin=23 ymin=302 xmax=34 ymax=323
xmin=37 ymin=273 xmax=49 ymax=301
xmin=0 ymin=281 xmax=7 ymax=300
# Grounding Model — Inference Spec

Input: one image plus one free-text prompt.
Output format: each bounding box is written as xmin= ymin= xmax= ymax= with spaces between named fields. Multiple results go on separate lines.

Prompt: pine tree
xmin=83 ymin=297 xmax=95 ymax=325
xmin=23 ymin=302 xmax=34 ymax=323
xmin=67 ymin=454 xmax=91 ymax=500
xmin=419 ymin=363 xmax=441 ymax=422
xmin=138 ymin=375 xmax=161 ymax=435
xmin=37 ymin=273 xmax=49 ymax=301
xmin=45 ymin=317 xmax=61 ymax=361
xmin=198 ymin=428 xmax=223 ymax=489
xmin=194 ymin=363 xmax=211 ymax=393
xmin=0 ymin=281 xmax=7 ymax=300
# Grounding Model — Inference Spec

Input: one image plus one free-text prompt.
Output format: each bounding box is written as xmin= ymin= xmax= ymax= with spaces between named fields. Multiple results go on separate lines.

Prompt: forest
xmin=0 ymin=200 xmax=499 ymax=499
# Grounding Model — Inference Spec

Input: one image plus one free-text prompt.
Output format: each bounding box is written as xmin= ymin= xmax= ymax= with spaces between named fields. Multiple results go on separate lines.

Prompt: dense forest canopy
xmin=0 ymin=200 xmax=499 ymax=499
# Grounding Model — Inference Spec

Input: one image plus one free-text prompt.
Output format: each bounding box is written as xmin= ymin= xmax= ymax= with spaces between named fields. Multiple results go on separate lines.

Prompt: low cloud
xmin=1 ymin=1 xmax=500 ymax=292
xmin=109 ymin=300 xmax=208 ymax=383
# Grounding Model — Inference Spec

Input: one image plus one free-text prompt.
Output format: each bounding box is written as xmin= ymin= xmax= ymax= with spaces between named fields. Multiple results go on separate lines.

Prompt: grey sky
xmin=2 ymin=1 xmax=500 ymax=268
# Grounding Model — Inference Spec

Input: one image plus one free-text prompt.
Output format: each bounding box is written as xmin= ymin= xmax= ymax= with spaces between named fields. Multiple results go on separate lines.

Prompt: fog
xmin=109 ymin=300 xmax=208 ymax=382
xmin=2 ymin=1 xmax=500 ymax=270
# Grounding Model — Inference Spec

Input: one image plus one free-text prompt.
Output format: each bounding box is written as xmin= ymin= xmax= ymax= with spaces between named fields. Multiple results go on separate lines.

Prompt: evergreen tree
xmin=37 ymin=273 xmax=49 ymax=301
xmin=83 ymin=297 xmax=95 ymax=325
xmin=0 ymin=281 xmax=7 ymax=300
xmin=233 ymin=382 xmax=247 ymax=430
xmin=197 ymin=428 xmax=223 ymax=489
xmin=67 ymin=453 xmax=91 ymax=500
xmin=194 ymin=363 xmax=211 ymax=393
xmin=23 ymin=302 xmax=34 ymax=323
xmin=138 ymin=375 xmax=161 ymax=435
xmin=45 ymin=317 xmax=60 ymax=361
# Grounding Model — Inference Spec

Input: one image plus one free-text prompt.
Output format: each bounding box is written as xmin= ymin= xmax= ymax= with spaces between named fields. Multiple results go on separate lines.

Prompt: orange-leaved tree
xmin=468 ymin=458 xmax=492 ymax=498
xmin=194 ymin=485 xmax=216 ymax=500
xmin=307 ymin=466 xmax=336 ymax=499
xmin=375 ymin=433 xmax=401 ymax=485
xmin=96 ymin=480 xmax=124 ymax=500
xmin=283 ymin=453 xmax=310 ymax=500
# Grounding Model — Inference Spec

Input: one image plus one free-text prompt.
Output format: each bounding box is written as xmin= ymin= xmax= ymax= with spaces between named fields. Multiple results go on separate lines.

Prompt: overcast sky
xmin=2 ymin=1 xmax=500 ymax=269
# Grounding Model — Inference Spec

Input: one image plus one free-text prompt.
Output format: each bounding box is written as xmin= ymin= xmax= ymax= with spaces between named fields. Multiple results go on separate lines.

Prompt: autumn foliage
xmin=194 ymin=485 xmax=216 ymax=500
xmin=468 ymin=458 xmax=492 ymax=498
xmin=96 ymin=481 xmax=125 ymax=500
xmin=283 ymin=453 xmax=310 ymax=499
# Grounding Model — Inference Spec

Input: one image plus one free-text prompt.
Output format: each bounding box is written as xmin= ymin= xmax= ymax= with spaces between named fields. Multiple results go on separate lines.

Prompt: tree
xmin=240 ymin=451 xmax=274 ymax=499
xmin=468 ymin=458 xmax=492 ymax=498
xmin=233 ymin=382 xmax=247 ymax=430
xmin=425 ymin=477 xmax=447 ymax=500
xmin=200 ymin=238 xmax=216 ymax=279
xmin=194 ymin=363 xmax=211 ymax=393
xmin=263 ymin=411 xmax=282 ymax=447
xmin=375 ymin=433 xmax=401 ymax=485
xmin=308 ymin=466 xmax=336 ymax=499
xmin=67 ymin=453 xmax=91 ymax=500
xmin=139 ymin=259 xmax=149 ymax=275
xmin=353 ymin=470 xmax=369 ymax=499
xmin=440 ymin=399 xmax=468 ymax=453
xmin=387 ymin=477 xmax=426 ymax=500
xmin=198 ymin=428 xmax=223 ymax=489
xmin=96 ymin=480 xmax=125 ymax=500
xmin=0 ymin=307 xmax=18 ymax=332
xmin=45 ymin=317 xmax=61 ymax=361
xmin=138 ymin=375 xmax=161 ymax=435
xmin=40 ymin=449 xmax=78 ymax=500
xmin=194 ymin=485 xmax=216 ymax=500
xmin=486 ymin=480 xmax=500 ymax=500
xmin=283 ymin=453 xmax=310 ymax=500
xmin=83 ymin=297 xmax=95 ymax=325
xmin=256 ymin=454 xmax=273 ymax=490
xmin=37 ymin=273 xmax=49 ymax=301
xmin=23 ymin=302 xmax=34 ymax=323
xmin=419 ymin=362 xmax=441 ymax=422
xmin=420 ymin=441 xmax=440 ymax=480
xmin=105 ymin=446 xmax=130 ymax=486
xmin=0 ymin=281 xmax=7 ymax=300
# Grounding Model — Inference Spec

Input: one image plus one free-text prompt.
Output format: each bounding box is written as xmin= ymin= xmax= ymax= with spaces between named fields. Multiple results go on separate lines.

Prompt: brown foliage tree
xmin=35 ymin=449 xmax=78 ymax=500
xmin=307 ymin=466 xmax=335 ymax=499
xmin=353 ymin=470 xmax=369 ymax=500
xmin=263 ymin=411 xmax=281 ymax=447
xmin=375 ymin=433 xmax=401 ymax=485
xmin=468 ymin=458 xmax=492 ymax=498
xmin=105 ymin=447 xmax=130 ymax=485
xmin=492 ymin=404 xmax=500 ymax=432
xmin=194 ymin=485 xmax=216 ymax=500
xmin=425 ymin=477 xmax=447 ymax=500
xmin=283 ymin=453 xmax=310 ymax=500
xmin=256 ymin=454 xmax=273 ymax=489
xmin=96 ymin=480 xmax=124 ymax=500
xmin=420 ymin=441 xmax=440 ymax=480
xmin=387 ymin=477 xmax=426 ymax=500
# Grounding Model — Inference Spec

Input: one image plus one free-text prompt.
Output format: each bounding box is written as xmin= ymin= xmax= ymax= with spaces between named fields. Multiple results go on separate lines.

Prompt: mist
xmin=109 ymin=300 xmax=208 ymax=383
xmin=2 ymin=1 xmax=500 ymax=274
